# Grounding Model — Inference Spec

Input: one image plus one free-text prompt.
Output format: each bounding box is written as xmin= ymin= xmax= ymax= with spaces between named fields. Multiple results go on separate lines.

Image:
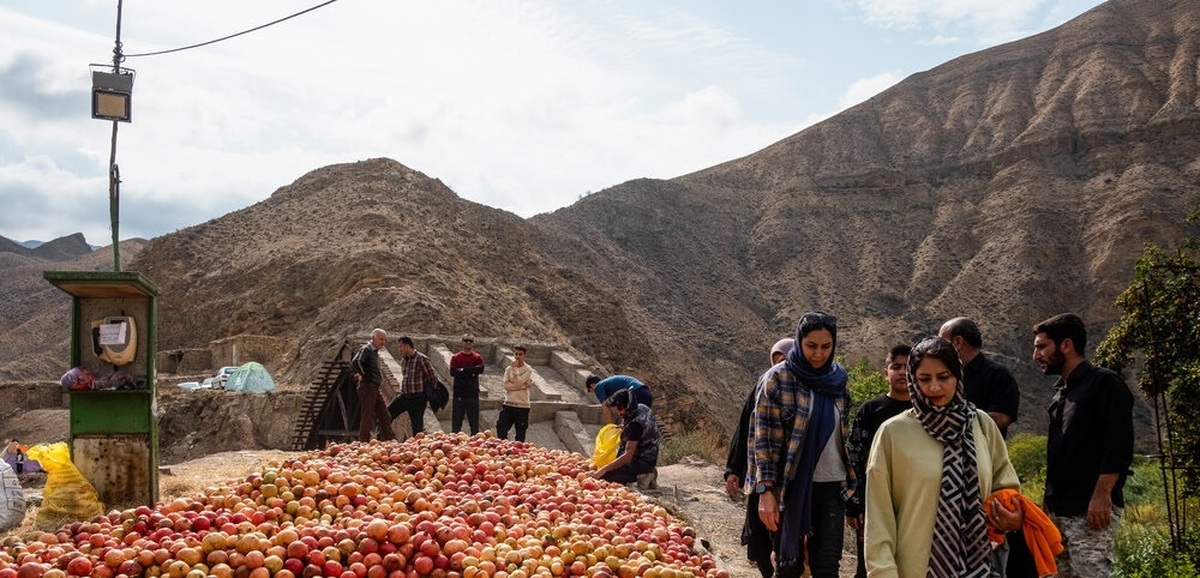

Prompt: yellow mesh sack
xmin=26 ymin=443 xmax=104 ymax=523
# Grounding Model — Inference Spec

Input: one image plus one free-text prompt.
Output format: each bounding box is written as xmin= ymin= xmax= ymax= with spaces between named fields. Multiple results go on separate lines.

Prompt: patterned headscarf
xmin=906 ymin=337 xmax=990 ymax=578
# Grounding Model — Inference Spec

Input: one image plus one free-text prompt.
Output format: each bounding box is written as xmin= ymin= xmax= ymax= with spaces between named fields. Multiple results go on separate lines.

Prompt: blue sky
xmin=0 ymin=0 xmax=1105 ymax=244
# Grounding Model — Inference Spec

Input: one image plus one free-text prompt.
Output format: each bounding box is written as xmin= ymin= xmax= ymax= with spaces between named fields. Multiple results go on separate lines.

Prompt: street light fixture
xmin=91 ymin=67 xmax=134 ymax=123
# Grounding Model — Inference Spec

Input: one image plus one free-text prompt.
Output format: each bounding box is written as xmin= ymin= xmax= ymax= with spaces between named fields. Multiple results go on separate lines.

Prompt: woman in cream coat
xmin=865 ymin=337 xmax=1023 ymax=578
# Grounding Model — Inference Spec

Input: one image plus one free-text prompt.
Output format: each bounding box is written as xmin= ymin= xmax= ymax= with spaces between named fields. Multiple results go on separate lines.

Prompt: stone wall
xmin=209 ymin=334 xmax=290 ymax=373
xmin=0 ymin=381 xmax=67 ymax=411
xmin=156 ymin=348 xmax=214 ymax=375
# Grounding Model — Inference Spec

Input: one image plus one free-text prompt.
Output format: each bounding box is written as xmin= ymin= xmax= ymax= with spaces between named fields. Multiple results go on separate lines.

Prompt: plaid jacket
xmin=399 ymin=351 xmax=439 ymax=396
xmin=753 ymin=365 xmax=856 ymax=502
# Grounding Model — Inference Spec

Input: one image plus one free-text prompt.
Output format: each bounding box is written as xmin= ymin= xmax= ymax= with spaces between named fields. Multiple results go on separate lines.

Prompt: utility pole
xmin=107 ymin=0 xmax=125 ymax=272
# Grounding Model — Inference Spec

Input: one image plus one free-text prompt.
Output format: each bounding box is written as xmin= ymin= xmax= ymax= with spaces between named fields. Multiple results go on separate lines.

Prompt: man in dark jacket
xmin=351 ymin=328 xmax=396 ymax=442
xmin=449 ymin=334 xmax=485 ymax=434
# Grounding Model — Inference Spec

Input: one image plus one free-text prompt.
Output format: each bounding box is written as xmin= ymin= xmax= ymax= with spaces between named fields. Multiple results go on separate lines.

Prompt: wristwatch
xmin=755 ymin=482 xmax=772 ymax=494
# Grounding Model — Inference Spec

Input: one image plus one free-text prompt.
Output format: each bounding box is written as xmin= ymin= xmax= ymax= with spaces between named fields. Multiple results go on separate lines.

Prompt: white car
xmin=212 ymin=366 xmax=238 ymax=389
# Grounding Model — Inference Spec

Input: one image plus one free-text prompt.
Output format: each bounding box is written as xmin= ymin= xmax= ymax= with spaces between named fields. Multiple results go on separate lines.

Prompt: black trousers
xmin=743 ymin=491 xmax=775 ymax=578
xmin=598 ymin=460 xmax=654 ymax=484
xmin=775 ymin=481 xmax=843 ymax=578
xmin=388 ymin=393 xmax=427 ymax=435
xmin=496 ymin=405 xmax=530 ymax=442
xmin=451 ymin=396 xmax=480 ymax=434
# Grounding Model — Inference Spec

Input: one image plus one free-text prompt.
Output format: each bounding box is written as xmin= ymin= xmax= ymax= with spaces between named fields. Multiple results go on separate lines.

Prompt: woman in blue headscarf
xmin=752 ymin=312 xmax=854 ymax=578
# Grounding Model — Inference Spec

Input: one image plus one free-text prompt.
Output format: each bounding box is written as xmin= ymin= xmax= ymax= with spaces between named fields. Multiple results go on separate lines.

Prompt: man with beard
xmin=1032 ymin=313 xmax=1133 ymax=578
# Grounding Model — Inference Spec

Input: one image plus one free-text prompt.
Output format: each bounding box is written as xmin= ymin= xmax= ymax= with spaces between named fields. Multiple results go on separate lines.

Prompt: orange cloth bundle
xmin=985 ymin=489 xmax=1064 ymax=578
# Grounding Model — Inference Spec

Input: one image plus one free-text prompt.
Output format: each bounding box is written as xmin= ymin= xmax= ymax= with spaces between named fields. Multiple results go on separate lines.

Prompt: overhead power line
xmin=124 ymin=0 xmax=340 ymax=58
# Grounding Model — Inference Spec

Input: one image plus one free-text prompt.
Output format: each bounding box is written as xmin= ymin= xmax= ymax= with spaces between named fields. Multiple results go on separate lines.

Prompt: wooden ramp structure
xmin=289 ymin=341 xmax=359 ymax=450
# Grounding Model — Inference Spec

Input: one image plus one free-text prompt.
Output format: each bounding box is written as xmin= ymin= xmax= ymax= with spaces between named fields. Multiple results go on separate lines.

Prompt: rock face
xmin=7 ymin=0 xmax=1200 ymax=444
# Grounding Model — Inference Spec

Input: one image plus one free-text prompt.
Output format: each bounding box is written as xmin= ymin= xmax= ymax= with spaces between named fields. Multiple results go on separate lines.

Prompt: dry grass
xmin=659 ymin=428 xmax=727 ymax=467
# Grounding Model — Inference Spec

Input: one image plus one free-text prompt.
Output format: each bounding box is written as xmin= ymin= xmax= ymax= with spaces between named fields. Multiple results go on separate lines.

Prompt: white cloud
xmin=854 ymin=0 xmax=1047 ymax=44
xmin=839 ymin=72 xmax=902 ymax=110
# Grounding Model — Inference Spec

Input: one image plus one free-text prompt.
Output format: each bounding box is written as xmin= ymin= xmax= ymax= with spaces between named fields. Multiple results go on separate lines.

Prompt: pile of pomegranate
xmin=0 ymin=433 xmax=727 ymax=578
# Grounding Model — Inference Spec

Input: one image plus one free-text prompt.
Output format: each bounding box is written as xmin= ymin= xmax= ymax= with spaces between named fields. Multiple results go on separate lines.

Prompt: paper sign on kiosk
xmin=98 ymin=322 xmax=127 ymax=346
xmin=91 ymin=316 xmax=137 ymax=366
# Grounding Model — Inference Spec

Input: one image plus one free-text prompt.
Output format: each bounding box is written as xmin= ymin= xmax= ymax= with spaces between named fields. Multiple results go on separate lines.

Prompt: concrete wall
xmin=551 ymin=350 xmax=591 ymax=391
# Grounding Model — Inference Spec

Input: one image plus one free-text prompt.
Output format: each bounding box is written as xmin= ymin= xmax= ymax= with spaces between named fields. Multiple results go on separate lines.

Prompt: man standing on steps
xmin=392 ymin=336 xmax=439 ymax=437
xmin=450 ymin=334 xmax=485 ymax=435
xmin=497 ymin=345 xmax=534 ymax=442
xmin=351 ymin=328 xmax=396 ymax=442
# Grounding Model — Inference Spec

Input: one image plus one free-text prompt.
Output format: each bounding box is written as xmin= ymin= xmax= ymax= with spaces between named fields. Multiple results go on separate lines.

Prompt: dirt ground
xmin=654 ymin=457 xmax=858 ymax=578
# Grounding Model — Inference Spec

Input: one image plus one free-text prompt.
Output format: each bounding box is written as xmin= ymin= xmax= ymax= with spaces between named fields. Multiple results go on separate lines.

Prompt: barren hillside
xmin=4 ymin=0 xmax=1200 ymax=444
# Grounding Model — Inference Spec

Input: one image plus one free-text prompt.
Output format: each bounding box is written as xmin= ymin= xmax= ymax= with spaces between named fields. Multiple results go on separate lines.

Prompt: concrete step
xmin=373 ymin=335 xmax=607 ymax=456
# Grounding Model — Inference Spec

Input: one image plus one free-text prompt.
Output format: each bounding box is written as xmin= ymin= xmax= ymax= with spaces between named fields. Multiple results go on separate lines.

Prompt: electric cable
xmin=124 ymin=0 xmax=339 ymax=58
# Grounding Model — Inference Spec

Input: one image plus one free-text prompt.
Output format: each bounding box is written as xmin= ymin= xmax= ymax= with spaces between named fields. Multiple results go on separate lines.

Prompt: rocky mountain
xmin=0 ymin=232 xmax=95 ymax=262
xmin=0 ymin=237 xmax=147 ymax=381
xmin=7 ymin=0 xmax=1200 ymax=443
xmin=527 ymin=0 xmax=1200 ymax=438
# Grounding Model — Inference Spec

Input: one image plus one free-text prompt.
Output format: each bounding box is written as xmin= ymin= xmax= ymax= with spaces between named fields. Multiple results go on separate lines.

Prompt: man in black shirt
xmin=939 ymin=317 xmax=1020 ymax=437
xmin=1033 ymin=313 xmax=1134 ymax=578
xmin=592 ymin=388 xmax=660 ymax=484
xmin=846 ymin=344 xmax=911 ymax=578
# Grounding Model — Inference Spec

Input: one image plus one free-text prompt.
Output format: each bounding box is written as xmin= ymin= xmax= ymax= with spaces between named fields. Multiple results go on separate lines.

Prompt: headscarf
xmin=769 ymin=338 xmax=794 ymax=364
xmin=776 ymin=312 xmax=848 ymax=574
xmin=906 ymin=337 xmax=990 ymax=578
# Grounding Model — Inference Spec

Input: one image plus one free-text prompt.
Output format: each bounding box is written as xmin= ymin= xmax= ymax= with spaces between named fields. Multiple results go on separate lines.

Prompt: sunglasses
xmin=462 ymin=339 xmax=474 ymax=343
xmin=799 ymin=312 xmax=837 ymax=330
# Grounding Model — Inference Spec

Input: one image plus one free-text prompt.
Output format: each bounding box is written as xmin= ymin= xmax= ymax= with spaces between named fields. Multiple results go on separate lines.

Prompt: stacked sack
xmin=0 ymin=460 xmax=25 ymax=531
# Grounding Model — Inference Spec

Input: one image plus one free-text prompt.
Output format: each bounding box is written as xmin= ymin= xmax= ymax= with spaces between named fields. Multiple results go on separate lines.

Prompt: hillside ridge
xmin=6 ymin=0 xmax=1200 ymax=445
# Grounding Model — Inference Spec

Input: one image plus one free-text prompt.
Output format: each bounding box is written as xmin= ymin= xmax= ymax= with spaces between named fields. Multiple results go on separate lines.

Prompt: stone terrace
xmin=378 ymin=335 xmax=604 ymax=456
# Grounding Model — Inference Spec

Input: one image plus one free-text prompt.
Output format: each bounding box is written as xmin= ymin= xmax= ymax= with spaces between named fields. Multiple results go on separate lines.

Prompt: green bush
xmin=846 ymin=357 xmax=888 ymax=406
xmin=1115 ymin=522 xmax=1200 ymax=578
xmin=1006 ymin=433 xmax=1046 ymax=502
xmin=1123 ymin=456 xmax=1166 ymax=507
xmin=1110 ymin=457 xmax=1200 ymax=576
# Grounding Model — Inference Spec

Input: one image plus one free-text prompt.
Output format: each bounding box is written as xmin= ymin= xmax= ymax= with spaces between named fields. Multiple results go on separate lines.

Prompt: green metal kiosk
xmin=44 ymin=270 xmax=159 ymax=507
